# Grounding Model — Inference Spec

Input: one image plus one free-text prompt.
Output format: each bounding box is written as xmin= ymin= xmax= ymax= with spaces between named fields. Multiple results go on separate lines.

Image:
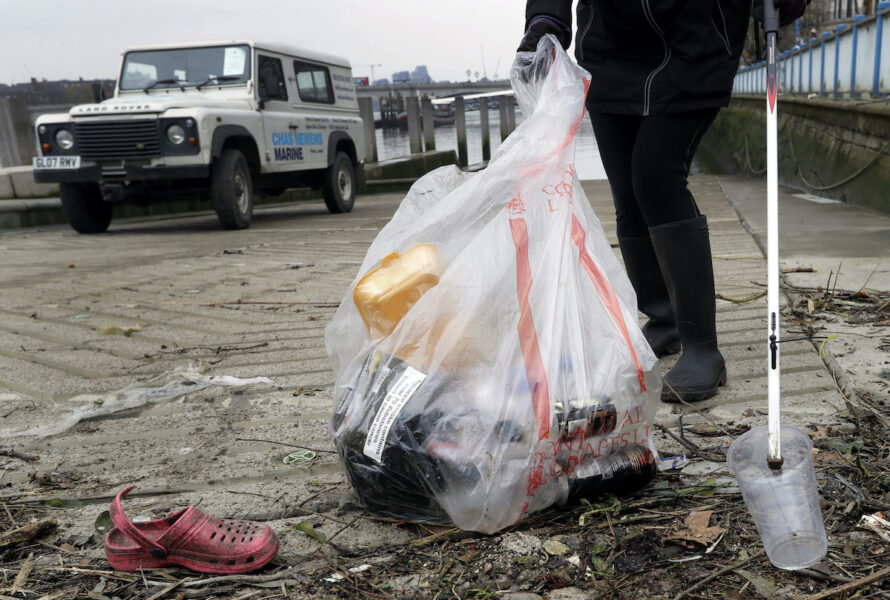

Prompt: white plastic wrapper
xmin=325 ymin=36 xmax=661 ymax=534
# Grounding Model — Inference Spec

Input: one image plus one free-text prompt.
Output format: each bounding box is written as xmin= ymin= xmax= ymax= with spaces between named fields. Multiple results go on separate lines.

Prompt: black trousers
xmin=589 ymin=108 xmax=719 ymax=238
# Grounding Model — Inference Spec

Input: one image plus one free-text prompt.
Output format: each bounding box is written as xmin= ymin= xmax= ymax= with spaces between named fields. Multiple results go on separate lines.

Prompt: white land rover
xmin=33 ymin=41 xmax=365 ymax=233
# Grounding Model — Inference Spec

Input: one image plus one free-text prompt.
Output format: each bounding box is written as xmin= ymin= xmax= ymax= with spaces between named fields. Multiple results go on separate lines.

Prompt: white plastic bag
xmin=325 ymin=36 xmax=661 ymax=534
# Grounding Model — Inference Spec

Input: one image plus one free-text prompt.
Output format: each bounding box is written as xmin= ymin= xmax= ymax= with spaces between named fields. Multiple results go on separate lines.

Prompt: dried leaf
xmin=735 ymin=569 xmax=779 ymax=599
xmin=94 ymin=511 xmax=112 ymax=534
xmin=667 ymin=510 xmax=725 ymax=547
xmin=686 ymin=424 xmax=722 ymax=437
xmin=293 ymin=520 xmax=325 ymax=543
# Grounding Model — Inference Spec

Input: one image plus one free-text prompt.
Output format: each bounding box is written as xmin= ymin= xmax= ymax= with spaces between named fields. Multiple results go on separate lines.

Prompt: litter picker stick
xmin=764 ymin=1 xmax=783 ymax=469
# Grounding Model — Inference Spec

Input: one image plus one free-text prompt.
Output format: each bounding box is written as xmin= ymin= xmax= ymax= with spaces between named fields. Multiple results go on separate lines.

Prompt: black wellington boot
xmin=617 ymin=235 xmax=681 ymax=357
xmin=649 ymin=216 xmax=727 ymax=402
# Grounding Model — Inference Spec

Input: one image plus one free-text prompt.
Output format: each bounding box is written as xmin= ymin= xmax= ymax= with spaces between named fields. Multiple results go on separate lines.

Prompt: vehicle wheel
xmin=211 ymin=148 xmax=253 ymax=230
xmin=59 ymin=183 xmax=112 ymax=234
xmin=321 ymin=151 xmax=355 ymax=213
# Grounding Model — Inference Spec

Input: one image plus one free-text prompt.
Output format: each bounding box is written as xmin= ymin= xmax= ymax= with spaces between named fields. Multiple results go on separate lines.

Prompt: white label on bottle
xmin=363 ymin=366 xmax=426 ymax=464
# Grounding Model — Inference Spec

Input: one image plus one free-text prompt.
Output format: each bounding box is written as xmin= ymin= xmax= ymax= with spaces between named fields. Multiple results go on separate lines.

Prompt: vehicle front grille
xmin=74 ymin=120 xmax=161 ymax=160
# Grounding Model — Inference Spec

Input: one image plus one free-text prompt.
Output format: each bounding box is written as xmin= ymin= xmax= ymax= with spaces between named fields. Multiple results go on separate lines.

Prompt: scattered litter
xmin=186 ymin=290 xmax=201 ymax=294
xmin=667 ymin=510 xmax=726 ymax=547
xmin=324 ymin=573 xmax=345 ymax=583
xmin=658 ymin=455 xmax=690 ymax=471
xmin=706 ymin=530 xmax=726 ymax=553
xmin=349 ymin=564 xmax=372 ymax=573
xmin=0 ymin=366 xmax=273 ymax=438
xmin=73 ymin=314 xmax=89 ymax=319
xmin=668 ymin=555 xmax=703 ymax=563
xmin=283 ymin=450 xmax=316 ymax=464
xmin=858 ymin=511 xmax=890 ymax=543
xmin=222 ymin=249 xmax=243 ymax=254
xmin=95 ymin=323 xmax=143 ymax=336
xmin=290 ymin=263 xmax=315 ymax=269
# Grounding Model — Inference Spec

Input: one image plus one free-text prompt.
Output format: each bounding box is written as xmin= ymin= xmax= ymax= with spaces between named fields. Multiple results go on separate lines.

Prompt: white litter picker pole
xmin=764 ymin=1 xmax=783 ymax=470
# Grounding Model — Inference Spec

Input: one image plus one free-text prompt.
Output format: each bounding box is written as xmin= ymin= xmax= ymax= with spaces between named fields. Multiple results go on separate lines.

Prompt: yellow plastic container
xmin=353 ymin=244 xmax=445 ymax=340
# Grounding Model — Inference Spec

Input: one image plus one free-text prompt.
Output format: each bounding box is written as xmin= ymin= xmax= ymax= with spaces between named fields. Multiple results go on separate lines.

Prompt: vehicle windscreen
xmin=120 ymin=45 xmax=251 ymax=91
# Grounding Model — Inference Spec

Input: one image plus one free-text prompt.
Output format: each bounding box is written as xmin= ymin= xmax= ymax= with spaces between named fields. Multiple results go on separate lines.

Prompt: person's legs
xmin=589 ymin=112 xmax=680 ymax=357
xmin=630 ymin=108 xmax=726 ymax=401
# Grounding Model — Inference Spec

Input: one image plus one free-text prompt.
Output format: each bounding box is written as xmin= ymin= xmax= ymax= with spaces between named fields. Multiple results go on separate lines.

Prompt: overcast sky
xmin=0 ymin=0 xmax=533 ymax=85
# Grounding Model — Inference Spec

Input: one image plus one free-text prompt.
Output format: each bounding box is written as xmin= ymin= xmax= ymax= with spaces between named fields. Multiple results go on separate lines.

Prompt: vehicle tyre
xmin=211 ymin=148 xmax=253 ymax=230
xmin=321 ymin=151 xmax=355 ymax=213
xmin=59 ymin=183 xmax=113 ymax=234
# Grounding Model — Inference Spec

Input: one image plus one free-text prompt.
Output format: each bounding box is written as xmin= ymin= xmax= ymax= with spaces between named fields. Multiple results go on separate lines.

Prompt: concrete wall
xmin=697 ymin=96 xmax=890 ymax=214
xmin=0 ymin=97 xmax=36 ymax=168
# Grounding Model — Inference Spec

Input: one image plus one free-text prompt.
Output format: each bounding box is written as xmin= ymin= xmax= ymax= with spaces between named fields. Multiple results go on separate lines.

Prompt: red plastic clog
xmin=104 ymin=485 xmax=279 ymax=574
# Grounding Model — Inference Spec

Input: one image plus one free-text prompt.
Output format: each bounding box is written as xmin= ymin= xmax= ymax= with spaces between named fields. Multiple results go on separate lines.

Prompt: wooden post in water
xmin=357 ymin=97 xmax=378 ymax=163
xmin=407 ymin=96 xmax=422 ymax=155
xmin=479 ymin=96 xmax=491 ymax=162
xmin=421 ymin=97 xmax=436 ymax=151
xmin=455 ymin=96 xmax=468 ymax=167
xmin=499 ymin=99 xmax=510 ymax=142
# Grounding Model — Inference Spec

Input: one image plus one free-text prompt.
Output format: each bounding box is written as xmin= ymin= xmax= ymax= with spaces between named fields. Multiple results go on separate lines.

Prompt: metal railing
xmin=733 ymin=2 xmax=889 ymax=98
xmin=357 ymin=94 xmax=517 ymax=167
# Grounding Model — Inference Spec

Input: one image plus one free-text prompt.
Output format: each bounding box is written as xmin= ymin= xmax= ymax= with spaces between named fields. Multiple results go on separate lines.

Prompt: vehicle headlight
xmin=166 ymin=124 xmax=186 ymax=145
xmin=55 ymin=129 xmax=75 ymax=150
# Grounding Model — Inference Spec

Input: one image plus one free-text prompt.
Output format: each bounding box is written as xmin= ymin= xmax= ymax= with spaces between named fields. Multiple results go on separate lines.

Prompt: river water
xmin=374 ymin=108 xmax=608 ymax=181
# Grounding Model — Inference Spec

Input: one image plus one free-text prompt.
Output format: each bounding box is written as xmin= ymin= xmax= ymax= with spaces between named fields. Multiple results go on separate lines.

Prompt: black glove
xmin=517 ymin=16 xmax=571 ymax=52
xmin=753 ymin=0 xmax=811 ymax=27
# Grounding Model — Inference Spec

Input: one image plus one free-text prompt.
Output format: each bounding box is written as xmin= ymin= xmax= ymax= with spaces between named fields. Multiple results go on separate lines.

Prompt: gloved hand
xmin=517 ymin=16 xmax=571 ymax=52
xmin=753 ymin=0 xmax=812 ymax=27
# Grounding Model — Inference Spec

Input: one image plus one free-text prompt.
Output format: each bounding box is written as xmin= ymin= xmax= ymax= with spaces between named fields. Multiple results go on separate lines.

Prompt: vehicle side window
xmin=258 ymin=55 xmax=287 ymax=101
xmin=293 ymin=61 xmax=333 ymax=104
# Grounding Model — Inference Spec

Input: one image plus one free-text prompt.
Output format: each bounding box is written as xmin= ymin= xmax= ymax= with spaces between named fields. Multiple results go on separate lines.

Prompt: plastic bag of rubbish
xmin=324 ymin=35 xmax=661 ymax=534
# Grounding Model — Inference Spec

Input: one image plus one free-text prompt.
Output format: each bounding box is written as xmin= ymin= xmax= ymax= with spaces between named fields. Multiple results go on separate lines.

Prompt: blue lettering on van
xmin=271 ymin=131 xmax=323 ymax=146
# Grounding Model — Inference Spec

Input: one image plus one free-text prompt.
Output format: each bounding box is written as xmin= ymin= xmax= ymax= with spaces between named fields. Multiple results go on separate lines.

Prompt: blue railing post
xmin=821 ymin=32 xmax=831 ymax=95
xmin=834 ymin=24 xmax=847 ymax=96
xmin=783 ymin=51 xmax=789 ymax=92
xmin=850 ymin=14 xmax=866 ymax=97
xmin=789 ymin=50 xmax=795 ymax=93
xmin=798 ymin=44 xmax=804 ymax=92
xmin=809 ymin=37 xmax=818 ymax=93
xmin=875 ymin=2 xmax=890 ymax=97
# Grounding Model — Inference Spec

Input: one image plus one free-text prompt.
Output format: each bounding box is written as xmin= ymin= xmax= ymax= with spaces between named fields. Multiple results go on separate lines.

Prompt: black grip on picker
xmin=764 ymin=0 xmax=780 ymax=34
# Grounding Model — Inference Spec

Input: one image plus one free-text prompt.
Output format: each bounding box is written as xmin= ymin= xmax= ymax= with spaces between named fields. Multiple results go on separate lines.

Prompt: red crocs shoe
xmin=104 ymin=486 xmax=279 ymax=574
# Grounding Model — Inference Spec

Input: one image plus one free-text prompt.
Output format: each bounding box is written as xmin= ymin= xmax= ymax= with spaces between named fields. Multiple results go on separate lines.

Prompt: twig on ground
xmin=0 ymin=450 xmax=39 ymax=463
xmin=715 ymin=291 xmax=767 ymax=303
xmin=145 ymin=579 xmax=192 ymax=600
xmin=803 ymin=564 xmax=890 ymax=600
xmin=654 ymin=423 xmax=725 ymax=463
xmin=234 ymin=438 xmax=336 ymax=454
xmin=672 ymin=549 xmax=765 ymax=600
xmin=11 ymin=553 xmax=35 ymax=594
xmin=0 ymin=517 xmax=57 ymax=548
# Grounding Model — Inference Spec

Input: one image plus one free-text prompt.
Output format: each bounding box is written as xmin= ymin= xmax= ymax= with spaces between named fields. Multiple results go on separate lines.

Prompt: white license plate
xmin=33 ymin=156 xmax=81 ymax=169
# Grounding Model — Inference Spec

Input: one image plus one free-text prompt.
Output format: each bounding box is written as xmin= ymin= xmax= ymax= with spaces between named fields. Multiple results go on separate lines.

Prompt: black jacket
xmin=525 ymin=0 xmax=751 ymax=115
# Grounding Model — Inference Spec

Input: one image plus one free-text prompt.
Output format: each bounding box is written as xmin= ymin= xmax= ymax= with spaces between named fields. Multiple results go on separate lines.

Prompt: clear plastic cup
xmin=727 ymin=425 xmax=827 ymax=570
